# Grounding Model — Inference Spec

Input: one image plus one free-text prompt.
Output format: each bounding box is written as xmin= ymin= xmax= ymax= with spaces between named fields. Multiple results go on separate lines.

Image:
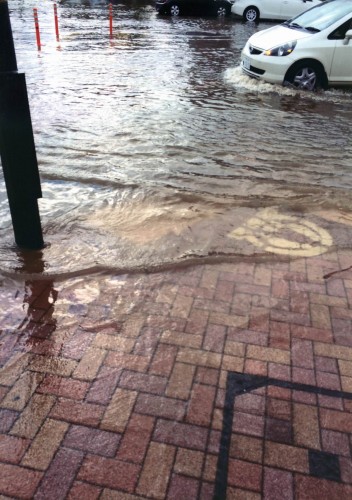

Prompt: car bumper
xmin=241 ymin=46 xmax=294 ymax=85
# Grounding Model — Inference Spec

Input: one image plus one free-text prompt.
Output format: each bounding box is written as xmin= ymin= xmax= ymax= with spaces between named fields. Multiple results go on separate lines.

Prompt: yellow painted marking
xmin=228 ymin=208 xmax=333 ymax=257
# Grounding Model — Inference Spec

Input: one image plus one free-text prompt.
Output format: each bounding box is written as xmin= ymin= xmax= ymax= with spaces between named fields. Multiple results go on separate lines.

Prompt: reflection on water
xmin=0 ymin=0 xmax=352 ymax=277
xmin=0 ymin=249 xmax=58 ymax=374
xmin=16 ymin=250 xmax=58 ymax=354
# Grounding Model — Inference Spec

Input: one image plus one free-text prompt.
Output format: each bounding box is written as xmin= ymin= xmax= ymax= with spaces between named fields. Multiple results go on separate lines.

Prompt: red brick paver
xmin=1 ymin=250 xmax=352 ymax=499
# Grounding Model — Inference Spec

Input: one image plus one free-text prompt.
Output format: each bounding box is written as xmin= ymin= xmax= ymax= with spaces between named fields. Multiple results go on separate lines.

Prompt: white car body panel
xmin=329 ymin=41 xmax=352 ymax=83
xmin=231 ymin=0 xmax=322 ymax=21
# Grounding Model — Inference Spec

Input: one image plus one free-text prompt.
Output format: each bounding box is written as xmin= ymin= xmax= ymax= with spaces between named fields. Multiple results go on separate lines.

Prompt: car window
xmin=289 ymin=0 xmax=352 ymax=31
xmin=328 ymin=17 xmax=352 ymax=40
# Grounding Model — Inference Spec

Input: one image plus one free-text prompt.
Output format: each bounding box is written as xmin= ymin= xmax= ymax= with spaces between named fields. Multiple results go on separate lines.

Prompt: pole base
xmin=8 ymin=197 xmax=44 ymax=250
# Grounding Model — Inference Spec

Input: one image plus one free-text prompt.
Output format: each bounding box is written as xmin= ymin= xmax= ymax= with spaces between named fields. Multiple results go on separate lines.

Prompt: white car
xmin=240 ymin=0 xmax=352 ymax=90
xmin=232 ymin=0 xmax=323 ymax=22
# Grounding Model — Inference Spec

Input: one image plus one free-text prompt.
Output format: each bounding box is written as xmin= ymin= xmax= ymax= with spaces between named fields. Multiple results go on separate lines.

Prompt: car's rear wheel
xmin=216 ymin=6 xmax=227 ymax=16
xmin=285 ymin=61 xmax=325 ymax=91
xmin=243 ymin=6 xmax=259 ymax=22
xmin=169 ymin=4 xmax=180 ymax=15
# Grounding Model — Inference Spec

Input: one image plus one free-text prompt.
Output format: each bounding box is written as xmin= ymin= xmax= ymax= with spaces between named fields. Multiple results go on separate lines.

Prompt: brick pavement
xmin=0 ymin=249 xmax=352 ymax=499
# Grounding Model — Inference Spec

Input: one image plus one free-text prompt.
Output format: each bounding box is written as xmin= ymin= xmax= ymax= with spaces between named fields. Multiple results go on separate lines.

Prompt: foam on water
xmin=224 ymin=65 xmax=352 ymax=103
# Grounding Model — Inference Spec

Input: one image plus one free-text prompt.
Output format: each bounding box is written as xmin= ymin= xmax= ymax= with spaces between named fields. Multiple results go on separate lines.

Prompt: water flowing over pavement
xmin=0 ymin=0 xmax=352 ymax=276
xmin=0 ymin=1 xmax=352 ymax=499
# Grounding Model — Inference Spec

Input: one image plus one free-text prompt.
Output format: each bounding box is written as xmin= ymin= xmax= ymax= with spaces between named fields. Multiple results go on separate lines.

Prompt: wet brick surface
xmin=0 ymin=252 xmax=352 ymax=498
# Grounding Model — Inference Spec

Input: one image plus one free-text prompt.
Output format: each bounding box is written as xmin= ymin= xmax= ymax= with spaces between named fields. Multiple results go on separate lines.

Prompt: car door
xmin=328 ymin=18 xmax=352 ymax=84
xmin=193 ymin=0 xmax=208 ymax=14
xmin=261 ymin=0 xmax=285 ymax=20
xmin=280 ymin=0 xmax=317 ymax=21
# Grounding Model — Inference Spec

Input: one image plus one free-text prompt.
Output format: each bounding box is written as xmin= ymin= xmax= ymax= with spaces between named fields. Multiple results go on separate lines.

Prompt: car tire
xmin=216 ymin=6 xmax=228 ymax=16
xmin=169 ymin=4 xmax=180 ymax=16
xmin=243 ymin=6 xmax=259 ymax=22
xmin=285 ymin=60 xmax=326 ymax=91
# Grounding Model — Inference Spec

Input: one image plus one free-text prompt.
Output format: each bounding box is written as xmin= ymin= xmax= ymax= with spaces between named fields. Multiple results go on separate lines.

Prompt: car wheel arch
xmin=284 ymin=58 xmax=328 ymax=90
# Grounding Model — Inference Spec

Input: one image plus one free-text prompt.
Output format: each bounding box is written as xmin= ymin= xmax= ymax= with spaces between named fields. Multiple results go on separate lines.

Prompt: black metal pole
xmin=0 ymin=0 xmax=17 ymax=72
xmin=0 ymin=0 xmax=44 ymax=249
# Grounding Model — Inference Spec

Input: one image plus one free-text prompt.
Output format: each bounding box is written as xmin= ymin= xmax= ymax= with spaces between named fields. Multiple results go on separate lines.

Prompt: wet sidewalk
xmin=0 ymin=249 xmax=352 ymax=499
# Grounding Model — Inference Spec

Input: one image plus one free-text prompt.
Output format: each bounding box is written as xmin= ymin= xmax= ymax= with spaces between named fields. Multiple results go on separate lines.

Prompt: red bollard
xmin=33 ymin=8 xmax=41 ymax=50
xmin=109 ymin=3 xmax=113 ymax=37
xmin=54 ymin=4 xmax=60 ymax=42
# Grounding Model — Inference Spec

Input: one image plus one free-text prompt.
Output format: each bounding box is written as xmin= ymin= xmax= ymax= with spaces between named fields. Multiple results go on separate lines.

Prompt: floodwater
xmin=1 ymin=0 xmax=352 ymax=278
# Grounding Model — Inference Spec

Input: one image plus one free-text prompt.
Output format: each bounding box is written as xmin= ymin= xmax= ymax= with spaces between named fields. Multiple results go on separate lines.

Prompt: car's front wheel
xmin=169 ymin=4 xmax=180 ymax=15
xmin=285 ymin=61 xmax=326 ymax=91
xmin=216 ymin=6 xmax=228 ymax=16
xmin=243 ymin=6 xmax=259 ymax=22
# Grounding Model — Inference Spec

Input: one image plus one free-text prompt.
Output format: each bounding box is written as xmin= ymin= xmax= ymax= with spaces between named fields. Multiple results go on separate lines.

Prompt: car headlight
xmin=264 ymin=41 xmax=296 ymax=56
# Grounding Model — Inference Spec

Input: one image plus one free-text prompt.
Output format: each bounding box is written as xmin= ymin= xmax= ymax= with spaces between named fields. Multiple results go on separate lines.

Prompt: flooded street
xmin=1 ymin=0 xmax=352 ymax=277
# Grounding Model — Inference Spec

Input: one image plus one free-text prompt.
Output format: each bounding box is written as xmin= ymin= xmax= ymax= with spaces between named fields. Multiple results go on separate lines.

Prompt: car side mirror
xmin=343 ymin=29 xmax=352 ymax=45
